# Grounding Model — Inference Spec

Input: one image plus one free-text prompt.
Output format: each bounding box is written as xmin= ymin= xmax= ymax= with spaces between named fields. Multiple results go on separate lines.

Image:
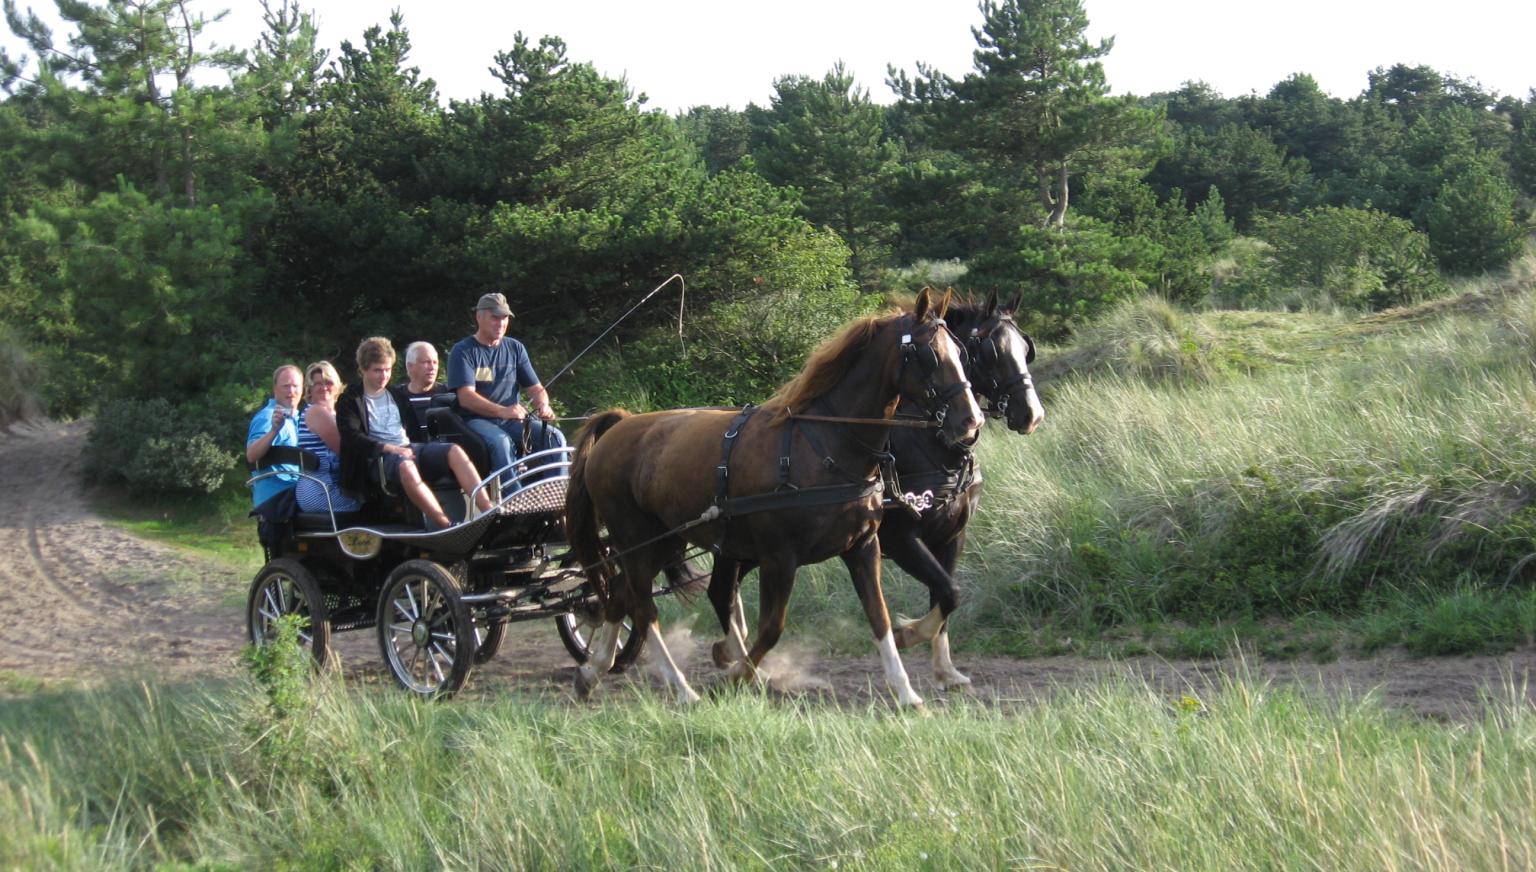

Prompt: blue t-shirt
xmin=447 ymin=335 xmax=540 ymax=420
xmin=247 ymin=399 xmax=300 ymax=507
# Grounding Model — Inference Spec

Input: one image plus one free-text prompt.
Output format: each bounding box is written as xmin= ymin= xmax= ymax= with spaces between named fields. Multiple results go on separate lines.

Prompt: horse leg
xmin=708 ymin=558 xmax=758 ymax=670
xmin=574 ymin=593 xmax=628 ymax=699
xmin=840 ymin=535 xmax=924 ymax=708
xmin=731 ymin=554 xmax=795 ymax=685
xmin=627 ymin=546 xmax=702 ymax=704
xmin=926 ymin=532 xmax=971 ymax=691
xmin=882 ymin=520 xmax=956 ymax=651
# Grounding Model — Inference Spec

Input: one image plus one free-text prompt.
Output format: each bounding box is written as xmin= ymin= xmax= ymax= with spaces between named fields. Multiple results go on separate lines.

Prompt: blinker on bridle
xmin=900 ymin=317 xmax=971 ymax=428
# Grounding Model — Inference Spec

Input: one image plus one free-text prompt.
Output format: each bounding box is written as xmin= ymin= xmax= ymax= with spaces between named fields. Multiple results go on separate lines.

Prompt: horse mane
xmin=762 ymin=310 xmax=904 ymax=425
xmin=941 ymin=298 xmax=988 ymax=335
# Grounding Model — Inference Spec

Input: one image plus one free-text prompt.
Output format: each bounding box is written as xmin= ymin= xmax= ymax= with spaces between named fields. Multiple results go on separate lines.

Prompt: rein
xmin=788 ymin=413 xmax=941 ymax=429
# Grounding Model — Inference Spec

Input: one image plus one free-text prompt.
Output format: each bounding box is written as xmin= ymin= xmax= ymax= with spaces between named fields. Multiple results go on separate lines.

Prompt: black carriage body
xmin=247 ymin=442 xmax=608 ymax=697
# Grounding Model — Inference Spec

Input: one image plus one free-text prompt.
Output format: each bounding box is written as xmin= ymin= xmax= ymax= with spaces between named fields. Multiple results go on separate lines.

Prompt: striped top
xmin=295 ymin=406 xmax=362 ymax=514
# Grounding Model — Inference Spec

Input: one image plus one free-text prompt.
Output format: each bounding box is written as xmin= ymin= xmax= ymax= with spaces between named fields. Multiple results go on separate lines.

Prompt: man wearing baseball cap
xmin=447 ymin=292 xmax=565 ymax=489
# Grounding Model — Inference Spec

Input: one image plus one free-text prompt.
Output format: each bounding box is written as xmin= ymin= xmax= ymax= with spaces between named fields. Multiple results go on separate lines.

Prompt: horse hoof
xmin=573 ymin=668 xmax=597 ymax=699
xmin=710 ymin=640 xmax=735 ymax=670
xmin=727 ymin=661 xmax=765 ymax=685
xmin=937 ymin=673 xmax=974 ymax=692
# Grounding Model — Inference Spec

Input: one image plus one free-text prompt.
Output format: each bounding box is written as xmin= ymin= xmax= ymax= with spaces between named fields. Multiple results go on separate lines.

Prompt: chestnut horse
xmin=565 ymin=288 xmax=982 ymax=705
xmin=708 ymin=290 xmax=1044 ymax=691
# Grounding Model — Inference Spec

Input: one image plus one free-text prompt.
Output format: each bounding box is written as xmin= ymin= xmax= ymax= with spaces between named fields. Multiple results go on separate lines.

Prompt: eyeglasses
xmin=309 ymin=378 xmax=336 ymax=387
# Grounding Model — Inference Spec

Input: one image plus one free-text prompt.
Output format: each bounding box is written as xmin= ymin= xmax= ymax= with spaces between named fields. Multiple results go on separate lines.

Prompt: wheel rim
xmin=253 ymin=573 xmax=315 ymax=648
xmin=562 ymin=609 xmax=632 ymax=657
xmin=383 ymin=575 xmax=462 ymax=695
xmin=564 ymin=609 xmax=600 ymax=653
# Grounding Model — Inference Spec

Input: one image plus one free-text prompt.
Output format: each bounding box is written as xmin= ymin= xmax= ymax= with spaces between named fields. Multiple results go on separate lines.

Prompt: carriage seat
xmin=294 ymin=510 xmax=366 ymax=530
xmin=425 ymin=396 xmax=493 ymax=480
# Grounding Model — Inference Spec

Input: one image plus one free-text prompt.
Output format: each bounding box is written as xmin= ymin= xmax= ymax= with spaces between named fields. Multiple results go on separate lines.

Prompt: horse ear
xmin=938 ymin=288 xmax=953 ymax=319
xmin=985 ymin=289 xmax=998 ymax=315
xmin=914 ymin=287 xmax=933 ymax=321
xmin=1007 ymin=292 xmax=1022 ymax=313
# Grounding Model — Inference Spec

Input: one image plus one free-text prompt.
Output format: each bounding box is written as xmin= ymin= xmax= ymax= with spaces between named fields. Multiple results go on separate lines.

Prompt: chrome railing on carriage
xmin=246 ymin=444 xmax=574 ymax=540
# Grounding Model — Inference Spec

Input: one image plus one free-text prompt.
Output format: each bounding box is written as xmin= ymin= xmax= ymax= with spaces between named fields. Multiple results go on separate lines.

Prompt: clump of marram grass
xmin=1037 ymin=294 xmax=1226 ymax=384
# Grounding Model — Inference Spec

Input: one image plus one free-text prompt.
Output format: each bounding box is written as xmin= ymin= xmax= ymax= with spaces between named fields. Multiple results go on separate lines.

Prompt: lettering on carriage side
xmin=337 ymin=530 xmax=382 ymax=560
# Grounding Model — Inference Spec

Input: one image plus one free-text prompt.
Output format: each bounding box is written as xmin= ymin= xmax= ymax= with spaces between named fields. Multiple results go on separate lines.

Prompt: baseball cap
xmin=474 ymin=292 xmax=513 ymax=317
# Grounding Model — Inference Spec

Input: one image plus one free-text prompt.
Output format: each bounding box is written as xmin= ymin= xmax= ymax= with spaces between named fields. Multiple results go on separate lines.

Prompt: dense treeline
xmin=0 ymin=0 xmax=1531 ymax=492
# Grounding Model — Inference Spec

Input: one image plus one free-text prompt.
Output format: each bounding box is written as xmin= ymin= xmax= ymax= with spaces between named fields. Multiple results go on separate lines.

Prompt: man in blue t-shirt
xmin=447 ymin=292 xmax=566 ymax=488
xmin=246 ymin=364 xmax=303 ymax=508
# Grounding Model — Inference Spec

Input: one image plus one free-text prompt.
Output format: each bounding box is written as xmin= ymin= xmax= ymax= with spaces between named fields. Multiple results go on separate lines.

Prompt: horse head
xmin=959 ymin=290 xmax=1044 ymax=435
xmin=902 ymin=287 xmax=983 ymax=447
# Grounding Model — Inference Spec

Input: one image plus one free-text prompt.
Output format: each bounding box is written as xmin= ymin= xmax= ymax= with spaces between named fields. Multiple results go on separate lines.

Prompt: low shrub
xmin=1220 ymin=207 xmax=1448 ymax=311
xmin=86 ymin=397 xmax=238 ymax=494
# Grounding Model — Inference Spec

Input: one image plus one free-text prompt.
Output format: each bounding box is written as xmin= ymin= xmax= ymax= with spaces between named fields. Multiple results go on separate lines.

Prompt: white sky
xmin=5 ymin=0 xmax=1534 ymax=111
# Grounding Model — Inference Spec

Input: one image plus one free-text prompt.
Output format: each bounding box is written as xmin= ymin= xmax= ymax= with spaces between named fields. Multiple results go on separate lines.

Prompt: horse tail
xmin=565 ymin=409 xmax=633 ymax=602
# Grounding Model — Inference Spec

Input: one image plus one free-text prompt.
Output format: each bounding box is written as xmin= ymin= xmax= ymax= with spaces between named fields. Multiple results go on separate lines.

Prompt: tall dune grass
xmin=1 ymin=672 xmax=1532 ymax=869
xmin=942 ymin=280 xmax=1536 ymax=645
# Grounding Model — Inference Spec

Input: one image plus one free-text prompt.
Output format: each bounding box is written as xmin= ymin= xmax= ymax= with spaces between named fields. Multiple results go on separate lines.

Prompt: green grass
xmin=1 ymin=669 xmax=1531 ymax=870
xmin=89 ymin=481 xmax=262 ymax=575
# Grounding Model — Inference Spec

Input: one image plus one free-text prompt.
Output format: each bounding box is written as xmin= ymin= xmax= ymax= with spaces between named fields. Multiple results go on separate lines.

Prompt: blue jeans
xmin=464 ymin=417 xmax=567 ymax=488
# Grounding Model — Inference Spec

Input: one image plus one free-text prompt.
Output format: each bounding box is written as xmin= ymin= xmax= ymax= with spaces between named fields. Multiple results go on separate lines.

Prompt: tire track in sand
xmin=0 ymin=421 xmax=243 ymax=681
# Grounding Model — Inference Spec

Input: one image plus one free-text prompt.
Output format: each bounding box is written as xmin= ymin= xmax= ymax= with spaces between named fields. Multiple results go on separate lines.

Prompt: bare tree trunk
xmin=1046 ymin=163 xmax=1069 ymax=228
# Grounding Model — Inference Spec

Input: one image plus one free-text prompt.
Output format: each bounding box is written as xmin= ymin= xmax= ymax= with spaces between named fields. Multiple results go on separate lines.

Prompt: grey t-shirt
xmin=365 ymin=390 xmax=408 ymax=446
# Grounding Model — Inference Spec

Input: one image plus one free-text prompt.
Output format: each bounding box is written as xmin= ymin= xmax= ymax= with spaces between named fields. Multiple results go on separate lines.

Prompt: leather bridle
xmin=964 ymin=313 xmax=1035 ymax=420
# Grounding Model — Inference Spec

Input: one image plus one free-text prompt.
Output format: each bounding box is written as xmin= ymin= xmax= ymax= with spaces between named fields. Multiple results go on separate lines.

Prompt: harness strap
xmin=779 ymin=417 xmax=795 ymax=488
xmin=722 ymin=479 xmax=883 ymax=519
xmin=788 ymin=413 xmax=940 ymax=429
xmin=715 ymin=404 xmax=756 ymax=508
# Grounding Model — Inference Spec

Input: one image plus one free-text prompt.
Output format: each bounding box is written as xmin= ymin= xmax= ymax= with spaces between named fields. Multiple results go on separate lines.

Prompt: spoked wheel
xmin=555 ymin=606 xmax=642 ymax=672
xmin=377 ymin=560 xmax=475 ymax=698
xmin=471 ymin=612 xmax=507 ymax=664
xmin=247 ymin=559 xmax=331 ymax=666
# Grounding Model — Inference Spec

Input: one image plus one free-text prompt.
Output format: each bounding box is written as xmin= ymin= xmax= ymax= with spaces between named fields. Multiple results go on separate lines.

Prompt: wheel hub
xmin=411 ymin=618 xmax=429 ymax=647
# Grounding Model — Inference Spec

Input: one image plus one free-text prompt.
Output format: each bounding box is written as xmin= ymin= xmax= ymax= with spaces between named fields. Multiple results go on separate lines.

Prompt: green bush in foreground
xmin=0 ymin=674 xmax=1531 ymax=869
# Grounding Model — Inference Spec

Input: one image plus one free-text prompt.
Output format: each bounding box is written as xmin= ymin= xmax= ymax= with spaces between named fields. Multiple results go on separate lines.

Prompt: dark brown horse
xmin=709 ymin=290 xmax=1044 ymax=691
xmin=564 ymin=288 xmax=982 ymax=704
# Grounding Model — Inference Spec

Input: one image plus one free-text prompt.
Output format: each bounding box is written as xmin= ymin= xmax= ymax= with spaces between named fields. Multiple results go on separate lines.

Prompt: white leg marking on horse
xmin=576 ymin=620 xmax=622 ymax=695
xmin=648 ymin=621 xmax=702 ymax=704
xmin=877 ymin=630 xmax=924 ymax=707
xmin=727 ymin=592 xmax=751 ymax=663
xmin=932 ymin=627 xmax=972 ymax=690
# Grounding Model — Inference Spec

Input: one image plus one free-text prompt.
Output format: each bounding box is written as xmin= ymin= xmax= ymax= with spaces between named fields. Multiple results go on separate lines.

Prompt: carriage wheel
xmin=247 ymin=559 xmax=331 ymax=666
xmin=555 ymin=607 xmax=642 ymax=671
xmin=377 ymin=560 xmax=475 ymax=698
xmin=472 ymin=613 xmax=508 ymax=664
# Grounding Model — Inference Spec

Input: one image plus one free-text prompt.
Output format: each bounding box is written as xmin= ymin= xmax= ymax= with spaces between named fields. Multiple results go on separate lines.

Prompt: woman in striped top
xmin=295 ymin=361 xmax=362 ymax=514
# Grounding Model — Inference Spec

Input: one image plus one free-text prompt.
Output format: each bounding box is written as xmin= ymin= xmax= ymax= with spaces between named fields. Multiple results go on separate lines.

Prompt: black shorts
xmin=370 ymin=443 xmax=455 ymax=491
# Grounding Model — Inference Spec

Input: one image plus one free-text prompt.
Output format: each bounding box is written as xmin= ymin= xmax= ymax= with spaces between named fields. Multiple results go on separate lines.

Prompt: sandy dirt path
xmin=1 ymin=422 xmax=1533 ymax=721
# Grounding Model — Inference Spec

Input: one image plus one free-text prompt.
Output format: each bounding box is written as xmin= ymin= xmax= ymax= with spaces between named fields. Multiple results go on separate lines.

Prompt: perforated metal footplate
xmin=499 ymin=478 xmax=567 ymax=515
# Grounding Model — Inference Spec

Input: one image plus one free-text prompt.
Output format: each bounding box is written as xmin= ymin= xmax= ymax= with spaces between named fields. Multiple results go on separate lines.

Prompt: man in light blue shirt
xmin=246 ymin=364 xmax=303 ymax=508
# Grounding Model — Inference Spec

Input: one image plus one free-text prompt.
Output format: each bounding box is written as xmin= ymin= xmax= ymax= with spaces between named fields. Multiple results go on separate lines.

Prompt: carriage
xmin=246 ymin=287 xmax=1040 ymax=706
xmin=245 ymin=421 xmax=671 ymax=698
